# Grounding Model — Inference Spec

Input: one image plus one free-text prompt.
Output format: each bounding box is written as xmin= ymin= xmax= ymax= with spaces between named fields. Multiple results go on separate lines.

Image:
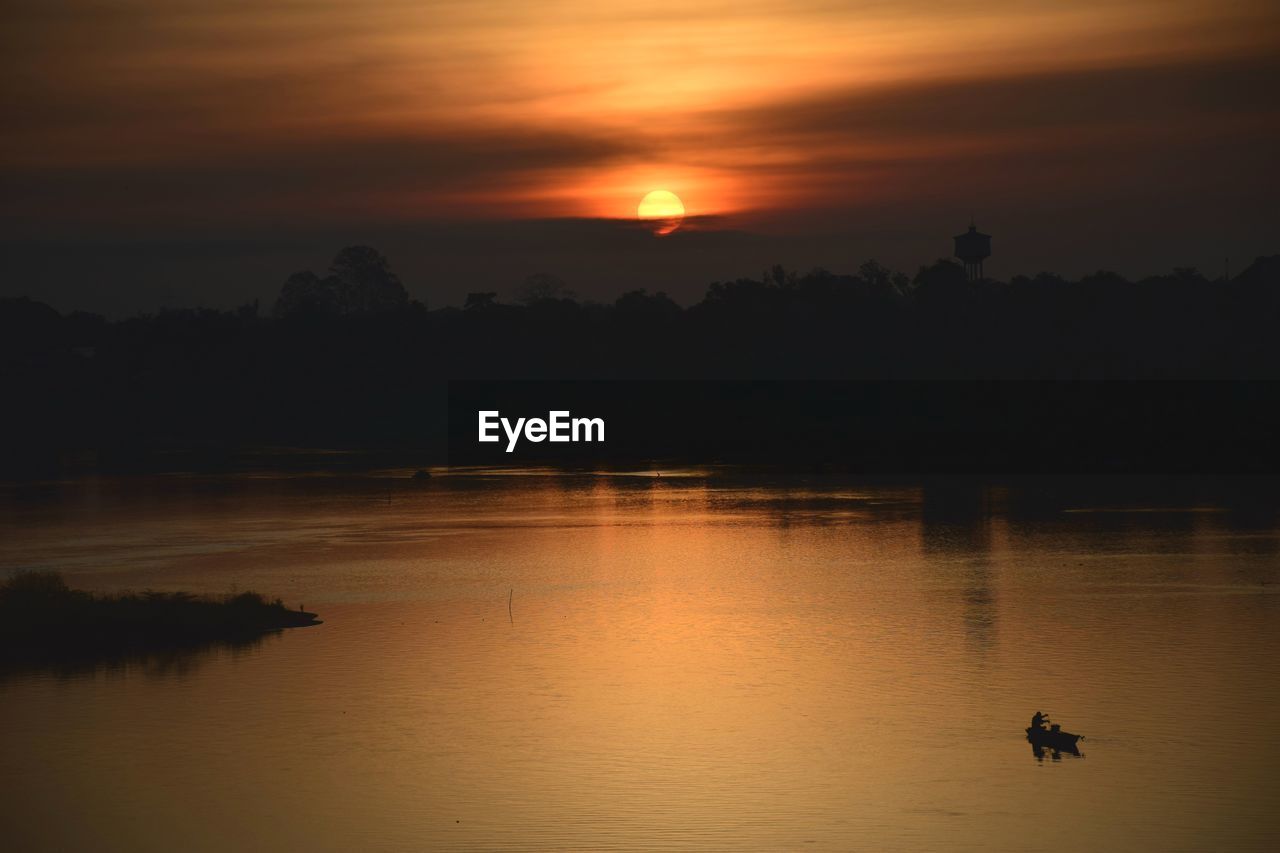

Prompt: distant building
xmin=954 ymin=225 xmax=991 ymax=281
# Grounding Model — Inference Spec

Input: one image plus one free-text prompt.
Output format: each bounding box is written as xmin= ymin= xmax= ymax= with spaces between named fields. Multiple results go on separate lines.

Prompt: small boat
xmin=1026 ymin=724 xmax=1083 ymax=750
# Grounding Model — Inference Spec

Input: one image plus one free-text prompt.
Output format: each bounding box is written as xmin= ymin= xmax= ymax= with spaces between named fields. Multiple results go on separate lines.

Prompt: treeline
xmin=7 ymin=246 xmax=1279 ymax=378
xmin=2 ymin=247 xmax=1279 ymax=469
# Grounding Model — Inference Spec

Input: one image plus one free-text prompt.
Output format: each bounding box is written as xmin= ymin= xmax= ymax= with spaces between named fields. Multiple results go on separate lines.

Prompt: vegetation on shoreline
xmin=4 ymin=247 xmax=1278 ymax=474
xmin=7 ymin=249 xmax=1279 ymax=384
xmin=0 ymin=571 xmax=318 ymax=670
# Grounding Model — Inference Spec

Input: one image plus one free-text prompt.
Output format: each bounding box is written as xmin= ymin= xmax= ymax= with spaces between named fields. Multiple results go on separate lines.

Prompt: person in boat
xmin=1031 ymin=711 xmax=1050 ymax=731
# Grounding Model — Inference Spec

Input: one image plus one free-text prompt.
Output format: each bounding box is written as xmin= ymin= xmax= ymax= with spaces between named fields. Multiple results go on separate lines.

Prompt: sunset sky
xmin=3 ymin=0 xmax=1278 ymax=312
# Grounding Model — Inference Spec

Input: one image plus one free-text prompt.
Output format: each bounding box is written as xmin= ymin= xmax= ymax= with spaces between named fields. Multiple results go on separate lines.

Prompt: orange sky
xmin=5 ymin=0 xmax=1277 ymax=226
xmin=2 ymin=0 xmax=1278 ymax=312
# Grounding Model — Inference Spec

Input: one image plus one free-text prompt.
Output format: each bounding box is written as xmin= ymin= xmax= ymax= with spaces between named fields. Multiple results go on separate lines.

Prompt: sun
xmin=637 ymin=190 xmax=685 ymax=235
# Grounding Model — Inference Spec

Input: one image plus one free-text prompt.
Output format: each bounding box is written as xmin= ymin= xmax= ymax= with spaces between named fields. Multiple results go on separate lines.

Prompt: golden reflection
xmin=3 ymin=474 xmax=1279 ymax=849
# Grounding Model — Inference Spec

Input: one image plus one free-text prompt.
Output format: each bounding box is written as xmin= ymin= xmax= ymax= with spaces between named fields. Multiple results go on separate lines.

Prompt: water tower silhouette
xmin=954 ymin=224 xmax=991 ymax=281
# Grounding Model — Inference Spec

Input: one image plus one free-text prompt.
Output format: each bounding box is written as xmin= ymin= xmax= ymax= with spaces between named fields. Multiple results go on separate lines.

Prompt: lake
xmin=2 ymin=470 xmax=1278 ymax=851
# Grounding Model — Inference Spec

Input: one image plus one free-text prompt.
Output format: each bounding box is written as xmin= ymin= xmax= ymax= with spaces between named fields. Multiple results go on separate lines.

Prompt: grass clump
xmin=0 ymin=571 xmax=318 ymax=668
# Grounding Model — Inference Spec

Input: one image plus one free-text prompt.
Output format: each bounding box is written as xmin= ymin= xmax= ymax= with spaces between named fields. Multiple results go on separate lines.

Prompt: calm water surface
xmin=2 ymin=471 xmax=1278 ymax=851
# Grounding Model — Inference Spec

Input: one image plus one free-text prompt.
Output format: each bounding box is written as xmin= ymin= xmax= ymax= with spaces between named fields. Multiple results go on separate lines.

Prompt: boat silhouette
xmin=1026 ymin=723 xmax=1083 ymax=753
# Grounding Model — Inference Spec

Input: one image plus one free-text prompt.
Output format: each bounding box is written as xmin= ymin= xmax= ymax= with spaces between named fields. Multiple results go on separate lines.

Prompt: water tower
xmin=954 ymin=224 xmax=991 ymax=281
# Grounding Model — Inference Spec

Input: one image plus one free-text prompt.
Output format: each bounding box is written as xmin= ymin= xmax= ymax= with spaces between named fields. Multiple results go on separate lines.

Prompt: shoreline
xmin=0 ymin=572 xmax=320 ymax=672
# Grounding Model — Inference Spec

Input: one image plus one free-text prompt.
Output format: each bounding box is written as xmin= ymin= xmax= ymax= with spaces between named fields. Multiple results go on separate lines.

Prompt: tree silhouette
xmin=464 ymin=292 xmax=498 ymax=310
xmin=273 ymin=246 xmax=410 ymax=317
xmin=273 ymin=271 xmax=338 ymax=318
xmin=329 ymin=246 xmax=409 ymax=314
xmin=614 ymin=289 xmax=681 ymax=318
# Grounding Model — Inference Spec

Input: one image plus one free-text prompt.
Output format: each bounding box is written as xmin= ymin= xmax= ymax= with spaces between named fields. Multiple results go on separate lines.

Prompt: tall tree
xmin=329 ymin=246 xmax=409 ymax=314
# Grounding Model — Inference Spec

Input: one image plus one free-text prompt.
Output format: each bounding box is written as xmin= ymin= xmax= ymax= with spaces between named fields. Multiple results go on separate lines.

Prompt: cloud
xmin=1 ymin=126 xmax=645 ymax=232
xmin=678 ymin=51 xmax=1280 ymax=219
xmin=710 ymin=52 xmax=1280 ymax=143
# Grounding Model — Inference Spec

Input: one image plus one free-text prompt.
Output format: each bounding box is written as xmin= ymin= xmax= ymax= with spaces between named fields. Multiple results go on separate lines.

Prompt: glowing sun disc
xmin=637 ymin=190 xmax=685 ymax=234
